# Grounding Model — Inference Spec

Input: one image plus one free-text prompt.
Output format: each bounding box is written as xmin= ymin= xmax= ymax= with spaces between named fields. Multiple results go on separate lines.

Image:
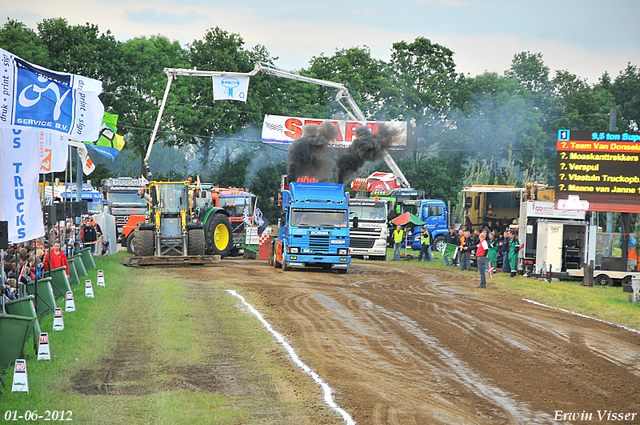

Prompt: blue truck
xmin=401 ymin=199 xmax=450 ymax=253
xmin=272 ymin=181 xmax=351 ymax=273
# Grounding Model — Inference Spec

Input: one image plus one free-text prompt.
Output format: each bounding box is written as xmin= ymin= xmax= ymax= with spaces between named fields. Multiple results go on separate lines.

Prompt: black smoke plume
xmin=287 ymin=122 xmax=337 ymax=182
xmin=337 ymin=124 xmax=397 ymax=184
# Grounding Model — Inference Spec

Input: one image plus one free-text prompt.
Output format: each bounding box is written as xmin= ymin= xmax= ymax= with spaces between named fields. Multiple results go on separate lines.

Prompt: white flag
xmin=68 ymin=141 xmax=95 ymax=175
xmin=0 ymin=128 xmax=45 ymax=243
xmin=242 ymin=205 xmax=252 ymax=226
xmin=38 ymin=130 xmax=68 ymax=173
xmin=0 ymin=48 xmax=104 ymax=141
xmin=253 ymin=206 xmax=265 ymax=227
xmin=212 ymin=75 xmax=249 ymax=102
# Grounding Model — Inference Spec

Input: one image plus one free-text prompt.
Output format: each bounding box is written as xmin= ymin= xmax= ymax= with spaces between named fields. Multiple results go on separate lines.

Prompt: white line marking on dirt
xmin=226 ymin=290 xmax=356 ymax=425
xmin=523 ymin=298 xmax=640 ymax=335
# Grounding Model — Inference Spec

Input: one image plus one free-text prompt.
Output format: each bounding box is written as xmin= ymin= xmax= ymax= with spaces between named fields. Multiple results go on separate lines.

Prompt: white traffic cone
xmin=11 ymin=359 xmax=29 ymax=393
xmin=97 ymin=270 xmax=105 ymax=287
xmin=65 ymin=291 xmax=76 ymax=312
xmin=85 ymin=280 xmax=94 ymax=298
xmin=53 ymin=308 xmax=64 ymax=331
xmin=38 ymin=333 xmax=51 ymax=361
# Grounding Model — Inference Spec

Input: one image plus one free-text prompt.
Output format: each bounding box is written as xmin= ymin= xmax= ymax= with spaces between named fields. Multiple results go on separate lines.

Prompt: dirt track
xmin=194 ymin=259 xmax=640 ymax=425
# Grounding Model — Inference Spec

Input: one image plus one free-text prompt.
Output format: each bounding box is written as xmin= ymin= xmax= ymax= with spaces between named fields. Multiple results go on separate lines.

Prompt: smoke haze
xmin=337 ymin=124 xmax=397 ymax=184
xmin=287 ymin=122 xmax=337 ymax=182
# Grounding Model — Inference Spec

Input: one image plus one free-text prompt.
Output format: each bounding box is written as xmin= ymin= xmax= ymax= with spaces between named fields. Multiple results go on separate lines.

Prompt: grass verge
xmin=0 ymin=252 xmax=321 ymax=425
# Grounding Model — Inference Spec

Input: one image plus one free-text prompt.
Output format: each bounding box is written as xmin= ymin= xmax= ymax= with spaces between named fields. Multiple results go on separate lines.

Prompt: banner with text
xmin=39 ymin=131 xmax=69 ymax=174
xmin=212 ymin=75 xmax=250 ymax=102
xmin=0 ymin=48 xmax=104 ymax=141
xmin=261 ymin=115 xmax=407 ymax=149
xmin=0 ymin=128 xmax=45 ymax=243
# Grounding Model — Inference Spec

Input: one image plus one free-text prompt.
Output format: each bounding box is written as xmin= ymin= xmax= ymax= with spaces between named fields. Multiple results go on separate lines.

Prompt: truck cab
xmin=273 ymin=181 xmax=351 ymax=273
xmin=401 ymin=199 xmax=449 ymax=252
xmin=349 ymin=199 xmax=388 ymax=261
xmin=101 ymin=177 xmax=148 ymax=239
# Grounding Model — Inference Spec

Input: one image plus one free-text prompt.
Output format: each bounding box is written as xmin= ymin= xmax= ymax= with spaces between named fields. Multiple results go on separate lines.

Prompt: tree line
xmin=1 ymin=17 xmax=639 ymax=223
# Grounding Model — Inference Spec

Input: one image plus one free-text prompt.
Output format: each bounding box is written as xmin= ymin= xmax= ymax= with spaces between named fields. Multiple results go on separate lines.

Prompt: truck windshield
xmin=402 ymin=205 xmax=418 ymax=216
xmin=107 ymin=192 xmax=147 ymax=207
xmin=349 ymin=205 xmax=386 ymax=220
xmin=291 ymin=209 xmax=348 ymax=228
xmin=219 ymin=196 xmax=253 ymax=217
xmin=155 ymin=184 xmax=187 ymax=213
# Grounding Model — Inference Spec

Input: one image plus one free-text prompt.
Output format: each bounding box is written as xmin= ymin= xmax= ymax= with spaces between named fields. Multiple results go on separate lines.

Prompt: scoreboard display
xmin=556 ymin=130 xmax=640 ymax=213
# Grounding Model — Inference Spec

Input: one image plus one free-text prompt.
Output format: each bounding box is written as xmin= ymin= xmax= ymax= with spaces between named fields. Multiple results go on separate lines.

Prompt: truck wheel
xmin=136 ymin=229 xmax=155 ymax=256
xmin=273 ymin=247 xmax=281 ymax=268
xmin=188 ymin=228 xmax=206 ymax=256
xmin=337 ymin=268 xmax=348 ymax=274
xmin=373 ymin=255 xmax=387 ymax=261
xmin=595 ymin=274 xmax=613 ymax=287
xmin=126 ymin=232 xmax=136 ymax=255
xmin=433 ymin=236 xmax=446 ymax=253
xmin=207 ymin=214 xmax=233 ymax=258
xmin=282 ymin=258 xmax=291 ymax=271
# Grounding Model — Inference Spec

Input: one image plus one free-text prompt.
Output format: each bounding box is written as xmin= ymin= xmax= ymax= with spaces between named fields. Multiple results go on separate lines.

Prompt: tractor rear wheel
xmin=188 ymin=228 xmax=206 ymax=256
xmin=136 ymin=229 xmax=155 ymax=256
xmin=207 ymin=214 xmax=233 ymax=258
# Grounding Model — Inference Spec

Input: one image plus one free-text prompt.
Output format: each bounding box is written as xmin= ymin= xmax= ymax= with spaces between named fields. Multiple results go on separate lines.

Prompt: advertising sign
xmin=262 ymin=115 xmax=407 ymax=149
xmin=556 ymin=130 xmax=640 ymax=213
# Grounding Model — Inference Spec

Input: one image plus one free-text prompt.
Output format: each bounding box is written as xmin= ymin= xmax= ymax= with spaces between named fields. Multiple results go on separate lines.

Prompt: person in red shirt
xmin=44 ymin=242 xmax=70 ymax=276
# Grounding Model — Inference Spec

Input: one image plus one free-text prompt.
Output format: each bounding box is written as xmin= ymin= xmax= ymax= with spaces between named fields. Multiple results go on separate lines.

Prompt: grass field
xmin=0 ymin=253 xmax=321 ymax=425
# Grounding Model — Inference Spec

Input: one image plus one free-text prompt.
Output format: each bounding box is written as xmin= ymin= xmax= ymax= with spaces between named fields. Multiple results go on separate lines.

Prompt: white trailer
xmin=517 ymin=201 xmax=597 ymax=276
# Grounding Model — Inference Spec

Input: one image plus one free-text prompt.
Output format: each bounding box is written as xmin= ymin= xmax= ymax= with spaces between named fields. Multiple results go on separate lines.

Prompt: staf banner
xmin=261 ymin=114 xmax=407 ymax=149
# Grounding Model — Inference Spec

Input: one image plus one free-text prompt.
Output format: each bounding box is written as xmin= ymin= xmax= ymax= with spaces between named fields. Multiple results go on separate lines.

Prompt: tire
xmin=136 ymin=229 xmax=155 ymax=256
xmin=273 ymin=241 xmax=281 ymax=268
xmin=282 ymin=258 xmax=291 ymax=271
xmin=433 ymin=236 xmax=446 ymax=253
xmin=621 ymin=276 xmax=632 ymax=287
xmin=187 ymin=228 xmax=206 ymax=256
xmin=126 ymin=232 xmax=136 ymax=255
xmin=595 ymin=274 xmax=613 ymax=287
xmin=337 ymin=268 xmax=348 ymax=274
xmin=373 ymin=255 xmax=387 ymax=261
xmin=206 ymin=214 xmax=233 ymax=257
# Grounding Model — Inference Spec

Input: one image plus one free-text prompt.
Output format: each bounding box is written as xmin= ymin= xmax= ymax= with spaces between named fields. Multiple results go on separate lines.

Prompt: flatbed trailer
xmin=123 ymin=255 xmax=221 ymax=267
xmin=565 ymin=268 xmax=640 ymax=287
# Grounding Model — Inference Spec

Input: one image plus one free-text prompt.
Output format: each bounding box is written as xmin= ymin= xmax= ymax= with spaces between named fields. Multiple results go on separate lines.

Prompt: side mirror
xmin=352 ymin=216 xmax=359 ymax=229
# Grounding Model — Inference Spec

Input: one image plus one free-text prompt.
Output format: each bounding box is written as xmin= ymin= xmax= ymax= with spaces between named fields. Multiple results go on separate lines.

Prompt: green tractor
xmin=134 ymin=181 xmax=233 ymax=258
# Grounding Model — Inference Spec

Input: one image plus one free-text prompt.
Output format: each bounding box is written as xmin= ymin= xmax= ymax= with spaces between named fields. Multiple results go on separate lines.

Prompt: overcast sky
xmin=2 ymin=0 xmax=639 ymax=83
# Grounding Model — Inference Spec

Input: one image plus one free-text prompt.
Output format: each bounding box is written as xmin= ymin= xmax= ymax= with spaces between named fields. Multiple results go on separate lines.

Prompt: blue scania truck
xmin=272 ymin=179 xmax=351 ymax=273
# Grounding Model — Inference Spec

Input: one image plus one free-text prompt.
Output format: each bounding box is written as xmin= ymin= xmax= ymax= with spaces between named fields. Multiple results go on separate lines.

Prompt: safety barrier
xmin=67 ymin=259 xmax=80 ymax=286
xmin=45 ymin=267 xmax=72 ymax=299
xmin=78 ymin=247 xmax=96 ymax=271
xmin=71 ymin=255 xmax=87 ymax=277
xmin=0 ymin=315 xmax=32 ymax=370
xmin=4 ymin=296 xmax=40 ymax=354
xmin=25 ymin=278 xmax=57 ymax=317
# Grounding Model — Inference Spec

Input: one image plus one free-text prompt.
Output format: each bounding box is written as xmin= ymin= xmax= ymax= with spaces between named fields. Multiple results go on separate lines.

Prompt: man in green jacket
xmin=508 ymin=232 xmax=519 ymax=277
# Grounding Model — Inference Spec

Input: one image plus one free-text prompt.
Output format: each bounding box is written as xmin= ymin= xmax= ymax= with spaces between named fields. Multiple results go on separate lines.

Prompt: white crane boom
xmin=144 ymin=63 xmax=411 ymax=188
